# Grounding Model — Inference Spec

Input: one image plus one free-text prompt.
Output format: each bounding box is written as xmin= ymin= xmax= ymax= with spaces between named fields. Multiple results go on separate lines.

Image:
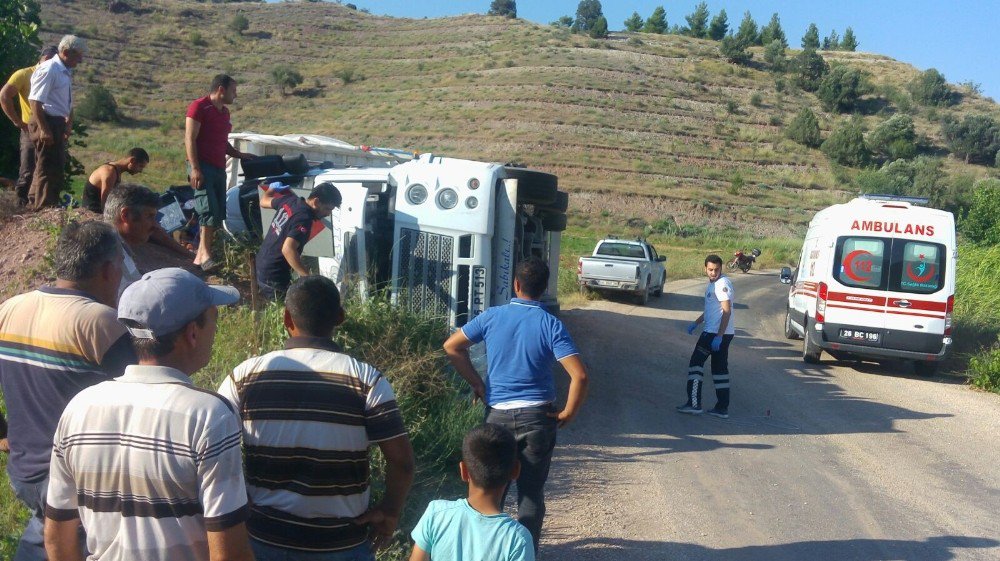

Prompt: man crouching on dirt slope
xmin=444 ymin=257 xmax=589 ymax=552
xmin=677 ymin=254 xmax=736 ymax=419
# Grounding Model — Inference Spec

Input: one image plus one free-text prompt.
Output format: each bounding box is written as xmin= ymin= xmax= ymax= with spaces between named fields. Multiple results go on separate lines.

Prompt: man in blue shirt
xmin=443 ymin=257 xmax=589 ymax=551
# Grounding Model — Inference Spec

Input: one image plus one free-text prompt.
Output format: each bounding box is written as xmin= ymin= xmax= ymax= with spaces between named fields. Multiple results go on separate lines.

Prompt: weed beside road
xmin=954 ymin=243 xmax=1000 ymax=393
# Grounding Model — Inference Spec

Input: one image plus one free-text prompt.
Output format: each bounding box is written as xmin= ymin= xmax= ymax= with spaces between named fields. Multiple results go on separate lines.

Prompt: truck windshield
xmin=596 ymin=242 xmax=646 ymax=258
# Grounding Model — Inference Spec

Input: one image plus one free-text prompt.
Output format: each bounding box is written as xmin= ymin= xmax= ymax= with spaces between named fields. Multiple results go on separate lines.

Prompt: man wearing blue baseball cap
xmin=44 ymin=268 xmax=254 ymax=561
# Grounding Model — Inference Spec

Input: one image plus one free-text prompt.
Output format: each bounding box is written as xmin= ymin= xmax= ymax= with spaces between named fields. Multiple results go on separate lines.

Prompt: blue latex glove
xmin=711 ymin=335 xmax=723 ymax=352
xmin=686 ymin=321 xmax=698 ymax=335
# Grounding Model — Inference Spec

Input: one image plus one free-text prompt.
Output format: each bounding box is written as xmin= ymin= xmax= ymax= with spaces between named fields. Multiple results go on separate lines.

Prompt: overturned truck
xmin=222 ymin=133 xmax=569 ymax=327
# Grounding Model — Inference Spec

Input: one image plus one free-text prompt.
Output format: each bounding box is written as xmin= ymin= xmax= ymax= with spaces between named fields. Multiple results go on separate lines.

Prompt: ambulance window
xmin=890 ymin=241 xmax=945 ymax=294
xmin=833 ymin=237 xmax=887 ymax=290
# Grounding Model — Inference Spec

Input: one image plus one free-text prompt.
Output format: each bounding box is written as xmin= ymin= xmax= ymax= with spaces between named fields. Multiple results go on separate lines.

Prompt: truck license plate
xmin=839 ymin=328 xmax=880 ymax=343
xmin=596 ymin=280 xmax=617 ymax=287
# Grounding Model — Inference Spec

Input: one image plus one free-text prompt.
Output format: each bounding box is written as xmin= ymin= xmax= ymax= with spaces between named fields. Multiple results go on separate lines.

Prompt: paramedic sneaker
xmin=706 ymin=407 xmax=729 ymax=419
xmin=676 ymin=404 xmax=703 ymax=415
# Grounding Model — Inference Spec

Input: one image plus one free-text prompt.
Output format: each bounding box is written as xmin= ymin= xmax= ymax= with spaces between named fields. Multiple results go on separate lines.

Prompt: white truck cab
xmin=784 ymin=195 xmax=957 ymax=376
xmin=223 ymin=133 xmax=568 ymax=328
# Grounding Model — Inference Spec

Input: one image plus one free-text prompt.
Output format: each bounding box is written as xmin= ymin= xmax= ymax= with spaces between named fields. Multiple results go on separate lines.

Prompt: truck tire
xmin=540 ymin=212 xmax=567 ymax=232
xmin=652 ymin=273 xmax=665 ymax=297
xmin=635 ymin=277 xmax=650 ymax=305
xmin=506 ymin=168 xmax=557 ymax=205
xmin=913 ymin=360 xmax=939 ymax=377
xmin=537 ymin=191 xmax=569 ymax=213
xmin=802 ymin=319 xmax=822 ymax=364
xmin=784 ymin=308 xmax=800 ymax=340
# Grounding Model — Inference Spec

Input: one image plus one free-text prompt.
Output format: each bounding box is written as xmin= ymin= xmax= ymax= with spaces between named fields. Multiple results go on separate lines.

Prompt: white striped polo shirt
xmin=217 ymin=336 xmax=407 ymax=552
xmin=46 ymin=365 xmax=249 ymax=561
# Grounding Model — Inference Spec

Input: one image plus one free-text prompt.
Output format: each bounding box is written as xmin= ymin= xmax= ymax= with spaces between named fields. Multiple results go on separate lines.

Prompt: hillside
xmin=36 ymin=0 xmax=1000 ymax=236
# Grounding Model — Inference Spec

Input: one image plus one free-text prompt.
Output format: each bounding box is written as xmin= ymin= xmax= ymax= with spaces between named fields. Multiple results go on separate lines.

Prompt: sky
xmin=331 ymin=0 xmax=1000 ymax=102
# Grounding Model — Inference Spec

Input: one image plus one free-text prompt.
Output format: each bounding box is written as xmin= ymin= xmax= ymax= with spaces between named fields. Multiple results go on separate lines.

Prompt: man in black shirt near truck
xmin=256 ymin=181 xmax=341 ymax=299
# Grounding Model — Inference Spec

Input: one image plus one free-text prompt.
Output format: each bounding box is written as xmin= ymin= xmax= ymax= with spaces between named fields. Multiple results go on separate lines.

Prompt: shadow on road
xmin=543 ymin=535 xmax=1000 ymax=561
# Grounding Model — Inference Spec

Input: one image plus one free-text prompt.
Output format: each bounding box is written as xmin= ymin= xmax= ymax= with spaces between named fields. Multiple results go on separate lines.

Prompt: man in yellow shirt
xmin=1 ymin=46 xmax=57 ymax=206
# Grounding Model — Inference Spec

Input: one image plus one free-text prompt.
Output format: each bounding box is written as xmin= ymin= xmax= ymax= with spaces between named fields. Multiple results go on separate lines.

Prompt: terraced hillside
xmin=38 ymin=0 xmax=999 ymax=236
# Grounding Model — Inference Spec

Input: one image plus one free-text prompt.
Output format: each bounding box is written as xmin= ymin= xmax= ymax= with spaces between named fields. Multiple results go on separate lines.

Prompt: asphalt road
xmin=539 ymin=271 xmax=1000 ymax=561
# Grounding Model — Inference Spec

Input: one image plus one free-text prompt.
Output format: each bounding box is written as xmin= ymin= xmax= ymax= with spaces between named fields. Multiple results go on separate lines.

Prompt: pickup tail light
xmin=944 ymin=294 xmax=954 ymax=336
xmin=635 ymin=267 xmax=641 ymax=281
xmin=816 ymin=281 xmax=828 ymax=323
xmin=577 ymin=258 xmax=582 ymax=276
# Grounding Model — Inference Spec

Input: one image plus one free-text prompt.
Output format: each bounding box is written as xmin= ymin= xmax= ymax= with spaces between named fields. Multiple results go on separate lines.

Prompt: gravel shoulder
xmin=541 ymin=272 xmax=1000 ymax=560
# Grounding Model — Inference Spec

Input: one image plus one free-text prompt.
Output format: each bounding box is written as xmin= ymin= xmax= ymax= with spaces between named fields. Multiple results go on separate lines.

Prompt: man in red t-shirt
xmin=184 ymin=74 xmax=254 ymax=271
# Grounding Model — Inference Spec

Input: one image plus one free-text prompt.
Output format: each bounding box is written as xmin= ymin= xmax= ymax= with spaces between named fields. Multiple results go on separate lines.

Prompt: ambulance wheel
xmin=784 ymin=308 xmax=800 ymax=340
xmin=913 ymin=360 xmax=939 ymax=377
xmin=507 ymin=168 xmax=557 ymax=205
xmin=802 ymin=320 xmax=822 ymax=364
xmin=540 ymin=212 xmax=567 ymax=232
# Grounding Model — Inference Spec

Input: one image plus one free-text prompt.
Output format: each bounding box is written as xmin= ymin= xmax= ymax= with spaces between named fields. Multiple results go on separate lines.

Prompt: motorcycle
xmin=727 ymin=248 xmax=761 ymax=273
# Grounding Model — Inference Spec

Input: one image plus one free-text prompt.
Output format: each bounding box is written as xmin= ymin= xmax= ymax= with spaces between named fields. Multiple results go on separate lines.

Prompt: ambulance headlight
xmin=466 ymin=197 xmax=479 ymax=209
xmin=406 ymin=184 xmax=428 ymax=205
xmin=437 ymin=188 xmax=459 ymax=209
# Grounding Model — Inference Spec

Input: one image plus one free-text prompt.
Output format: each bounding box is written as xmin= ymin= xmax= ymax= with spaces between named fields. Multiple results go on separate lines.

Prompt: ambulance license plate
xmin=839 ymin=328 xmax=880 ymax=343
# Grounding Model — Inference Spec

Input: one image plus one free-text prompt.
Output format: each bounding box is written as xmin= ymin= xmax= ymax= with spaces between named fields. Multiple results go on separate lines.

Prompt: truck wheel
xmin=635 ymin=278 xmax=650 ymax=305
xmin=537 ymin=191 xmax=569 ymax=213
xmin=913 ymin=360 xmax=939 ymax=377
xmin=506 ymin=168 xmax=557 ymax=205
xmin=652 ymin=273 xmax=665 ymax=297
xmin=784 ymin=308 xmax=800 ymax=340
xmin=802 ymin=319 xmax=822 ymax=364
xmin=540 ymin=212 xmax=567 ymax=232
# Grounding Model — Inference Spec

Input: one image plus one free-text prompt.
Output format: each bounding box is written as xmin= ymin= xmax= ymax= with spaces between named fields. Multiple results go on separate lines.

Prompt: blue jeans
xmin=250 ymin=539 xmax=375 ymax=561
xmin=485 ymin=404 xmax=559 ymax=551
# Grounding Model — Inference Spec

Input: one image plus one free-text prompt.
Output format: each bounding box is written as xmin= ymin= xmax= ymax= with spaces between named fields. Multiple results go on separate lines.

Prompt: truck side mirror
xmin=656 ymin=255 xmax=666 ymax=262
xmin=780 ymin=267 xmax=792 ymax=284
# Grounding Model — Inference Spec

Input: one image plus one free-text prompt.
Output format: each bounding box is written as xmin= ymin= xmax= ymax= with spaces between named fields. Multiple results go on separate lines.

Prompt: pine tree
xmin=792 ymin=48 xmax=829 ymax=92
xmin=624 ymin=11 xmax=644 ymax=32
xmin=684 ymin=1 xmax=710 ymax=38
xmin=590 ymin=16 xmax=608 ymax=38
xmin=822 ymin=29 xmax=840 ymax=50
xmin=817 ymin=65 xmax=869 ymax=112
xmin=487 ymin=0 xmax=516 ymax=18
xmin=802 ymin=23 xmax=820 ymax=50
xmin=759 ymin=13 xmax=787 ymax=48
xmin=908 ymin=68 xmax=955 ymax=107
xmin=735 ymin=11 xmax=759 ymax=46
xmin=707 ymin=9 xmax=728 ymax=40
xmin=822 ymin=116 xmax=871 ymax=167
xmin=763 ymin=40 xmax=786 ymax=72
xmin=643 ymin=6 xmax=667 ymax=34
xmin=720 ymin=35 xmax=752 ymax=65
xmin=841 ymin=27 xmax=858 ymax=51
xmin=573 ymin=0 xmax=604 ymax=33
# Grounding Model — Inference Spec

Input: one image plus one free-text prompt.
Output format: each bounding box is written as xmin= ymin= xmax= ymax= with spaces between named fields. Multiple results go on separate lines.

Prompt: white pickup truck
xmin=577 ymin=238 xmax=667 ymax=305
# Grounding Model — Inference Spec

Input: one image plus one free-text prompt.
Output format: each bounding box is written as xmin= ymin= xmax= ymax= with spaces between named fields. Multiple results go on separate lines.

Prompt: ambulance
xmin=783 ymin=195 xmax=957 ymax=375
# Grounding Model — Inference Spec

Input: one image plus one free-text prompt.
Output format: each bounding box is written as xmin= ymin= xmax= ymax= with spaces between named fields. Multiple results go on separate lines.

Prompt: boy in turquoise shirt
xmin=410 ymin=424 xmax=534 ymax=561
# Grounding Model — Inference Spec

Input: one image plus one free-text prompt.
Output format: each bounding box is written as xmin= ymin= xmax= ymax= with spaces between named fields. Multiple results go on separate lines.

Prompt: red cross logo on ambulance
xmin=842 ymin=249 xmax=874 ymax=282
xmin=906 ymin=253 xmax=936 ymax=283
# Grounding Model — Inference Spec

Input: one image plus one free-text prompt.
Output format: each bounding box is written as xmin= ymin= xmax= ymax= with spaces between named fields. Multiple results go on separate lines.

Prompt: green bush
xmin=908 ymin=68 xmax=955 ymax=107
xmin=270 ymin=66 xmax=304 ymax=95
xmin=719 ymin=34 xmax=752 ymax=65
xmin=792 ymin=48 xmax=828 ymax=92
xmin=76 ymin=85 xmax=120 ymax=122
xmin=229 ymin=13 xmax=249 ymax=35
xmin=941 ymin=114 xmax=1000 ymax=165
xmin=970 ymin=349 xmax=1000 ymax=392
xmin=822 ymin=116 xmax=870 ymax=167
xmin=750 ymin=92 xmax=763 ymax=107
xmin=786 ymin=108 xmax=822 ymax=148
xmin=868 ymin=114 xmax=917 ymax=161
xmin=189 ymin=31 xmax=207 ymax=47
xmin=961 ymin=178 xmax=1000 ymax=245
xmin=817 ymin=65 xmax=869 ymax=113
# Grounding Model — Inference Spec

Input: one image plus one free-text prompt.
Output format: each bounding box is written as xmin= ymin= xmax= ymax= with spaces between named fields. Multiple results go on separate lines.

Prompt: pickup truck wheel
xmin=540 ymin=212 xmax=567 ymax=232
xmin=802 ymin=319 xmax=822 ymax=364
xmin=784 ymin=308 xmax=800 ymax=340
xmin=913 ymin=360 xmax=939 ymax=377
xmin=635 ymin=277 xmax=650 ymax=305
xmin=506 ymin=168 xmax=557 ymax=205
xmin=537 ymin=191 xmax=569 ymax=213
xmin=652 ymin=273 xmax=665 ymax=297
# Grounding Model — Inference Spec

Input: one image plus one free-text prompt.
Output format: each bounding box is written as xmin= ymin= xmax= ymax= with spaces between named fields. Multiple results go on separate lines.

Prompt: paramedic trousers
xmin=685 ymin=331 xmax=735 ymax=410
xmin=485 ymin=404 xmax=558 ymax=552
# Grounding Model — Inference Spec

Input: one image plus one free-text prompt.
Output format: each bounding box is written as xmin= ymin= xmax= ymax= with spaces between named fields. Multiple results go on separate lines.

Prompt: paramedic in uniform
xmin=676 ymin=254 xmax=735 ymax=418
